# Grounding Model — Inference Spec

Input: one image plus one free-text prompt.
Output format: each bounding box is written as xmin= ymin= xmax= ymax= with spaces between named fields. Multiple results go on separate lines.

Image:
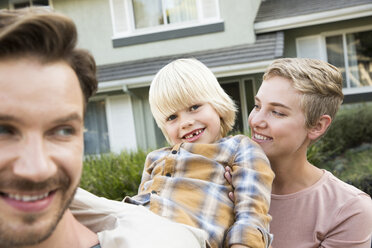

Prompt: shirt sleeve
xmin=320 ymin=194 xmax=372 ymax=248
xmin=225 ymin=136 xmax=274 ymax=248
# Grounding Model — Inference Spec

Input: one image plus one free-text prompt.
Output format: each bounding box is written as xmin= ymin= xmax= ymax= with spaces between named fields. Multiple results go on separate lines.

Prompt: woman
xmin=226 ymin=58 xmax=372 ymax=248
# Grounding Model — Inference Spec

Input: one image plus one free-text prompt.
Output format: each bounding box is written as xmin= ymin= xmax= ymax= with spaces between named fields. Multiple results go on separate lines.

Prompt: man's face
xmin=0 ymin=58 xmax=84 ymax=246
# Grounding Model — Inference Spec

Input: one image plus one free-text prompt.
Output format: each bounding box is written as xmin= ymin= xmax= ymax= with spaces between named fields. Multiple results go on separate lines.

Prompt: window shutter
xmin=200 ymin=0 xmax=219 ymax=20
xmin=296 ymin=35 xmax=325 ymax=60
xmin=111 ymin=0 xmax=129 ymax=34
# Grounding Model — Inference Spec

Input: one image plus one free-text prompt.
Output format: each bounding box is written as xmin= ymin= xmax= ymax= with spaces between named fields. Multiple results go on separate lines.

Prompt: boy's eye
xmin=167 ymin=114 xmax=177 ymax=121
xmin=190 ymin=105 xmax=200 ymax=111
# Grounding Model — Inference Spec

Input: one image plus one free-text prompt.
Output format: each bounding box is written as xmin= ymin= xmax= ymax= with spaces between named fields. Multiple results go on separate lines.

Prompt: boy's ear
xmin=308 ymin=115 xmax=332 ymax=140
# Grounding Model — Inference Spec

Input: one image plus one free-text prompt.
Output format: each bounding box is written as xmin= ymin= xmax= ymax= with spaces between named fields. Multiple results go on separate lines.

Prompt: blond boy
xmin=124 ymin=58 xmax=274 ymax=248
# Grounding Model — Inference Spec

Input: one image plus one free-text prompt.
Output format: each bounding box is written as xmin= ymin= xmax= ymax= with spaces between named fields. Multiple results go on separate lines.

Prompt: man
xmin=0 ymin=8 xmax=206 ymax=248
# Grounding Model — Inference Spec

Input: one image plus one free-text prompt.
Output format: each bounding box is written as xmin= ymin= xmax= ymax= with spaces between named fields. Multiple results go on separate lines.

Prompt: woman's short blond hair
xmin=264 ymin=58 xmax=344 ymax=129
xmin=149 ymin=58 xmax=236 ymax=143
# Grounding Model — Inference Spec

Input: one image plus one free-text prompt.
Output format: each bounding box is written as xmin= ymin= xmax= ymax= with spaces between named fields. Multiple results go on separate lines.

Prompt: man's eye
xmin=167 ymin=114 xmax=177 ymax=121
xmin=190 ymin=105 xmax=200 ymax=111
xmin=54 ymin=127 xmax=76 ymax=136
xmin=0 ymin=125 xmax=15 ymax=135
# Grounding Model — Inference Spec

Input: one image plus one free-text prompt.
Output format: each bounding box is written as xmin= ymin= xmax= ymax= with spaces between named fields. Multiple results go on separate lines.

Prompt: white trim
xmin=112 ymin=19 xmax=223 ymax=39
xmin=239 ymin=79 xmax=249 ymax=132
xmin=104 ymin=96 xmax=113 ymax=152
xmin=212 ymin=60 xmax=273 ymax=78
xmin=112 ymin=0 xmax=221 ymax=38
xmin=97 ymin=60 xmax=273 ymax=93
xmin=320 ymin=24 xmax=372 ymax=37
xmin=254 ymin=4 xmax=372 ymax=34
xmin=343 ymin=86 xmax=372 ymax=95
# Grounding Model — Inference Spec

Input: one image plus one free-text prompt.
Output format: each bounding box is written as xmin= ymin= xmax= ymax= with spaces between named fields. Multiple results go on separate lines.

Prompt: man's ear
xmin=308 ymin=115 xmax=332 ymax=140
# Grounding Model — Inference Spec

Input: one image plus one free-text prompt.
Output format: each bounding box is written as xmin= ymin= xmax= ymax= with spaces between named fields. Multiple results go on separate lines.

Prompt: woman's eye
xmin=272 ymin=110 xmax=285 ymax=117
xmin=190 ymin=105 xmax=200 ymax=111
xmin=167 ymin=114 xmax=177 ymax=121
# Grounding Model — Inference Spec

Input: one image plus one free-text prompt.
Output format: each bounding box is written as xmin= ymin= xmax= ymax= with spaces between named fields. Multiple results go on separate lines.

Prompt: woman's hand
xmin=224 ymin=166 xmax=235 ymax=202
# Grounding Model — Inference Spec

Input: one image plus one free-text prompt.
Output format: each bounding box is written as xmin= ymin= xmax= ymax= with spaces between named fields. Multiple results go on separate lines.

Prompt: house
xmin=2 ymin=0 xmax=372 ymax=155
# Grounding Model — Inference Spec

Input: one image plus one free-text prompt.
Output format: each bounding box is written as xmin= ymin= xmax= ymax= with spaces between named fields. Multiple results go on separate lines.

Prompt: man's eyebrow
xmin=52 ymin=113 xmax=83 ymax=124
xmin=0 ymin=114 xmax=20 ymax=122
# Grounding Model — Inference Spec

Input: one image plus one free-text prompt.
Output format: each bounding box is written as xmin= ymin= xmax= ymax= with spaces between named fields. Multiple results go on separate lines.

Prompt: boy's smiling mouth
xmin=182 ymin=128 xmax=205 ymax=142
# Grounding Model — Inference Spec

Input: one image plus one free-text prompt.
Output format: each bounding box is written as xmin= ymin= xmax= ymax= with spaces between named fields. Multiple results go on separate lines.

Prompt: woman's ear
xmin=308 ymin=115 xmax=332 ymax=140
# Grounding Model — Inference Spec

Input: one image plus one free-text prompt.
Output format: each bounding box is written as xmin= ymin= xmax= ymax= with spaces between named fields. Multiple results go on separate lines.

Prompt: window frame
xmin=322 ymin=25 xmax=372 ymax=95
xmin=9 ymin=0 xmax=53 ymax=9
xmin=296 ymin=25 xmax=372 ymax=95
xmin=83 ymin=96 xmax=111 ymax=155
xmin=109 ymin=0 xmax=224 ymax=46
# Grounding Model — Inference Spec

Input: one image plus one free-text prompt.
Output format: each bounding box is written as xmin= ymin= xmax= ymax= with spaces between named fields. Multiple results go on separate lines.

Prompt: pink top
xmin=270 ymin=170 xmax=372 ymax=248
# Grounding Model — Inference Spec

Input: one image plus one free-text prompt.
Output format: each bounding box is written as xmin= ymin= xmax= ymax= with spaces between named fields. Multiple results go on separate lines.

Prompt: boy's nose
xmin=180 ymin=114 xmax=195 ymax=129
xmin=13 ymin=134 xmax=57 ymax=182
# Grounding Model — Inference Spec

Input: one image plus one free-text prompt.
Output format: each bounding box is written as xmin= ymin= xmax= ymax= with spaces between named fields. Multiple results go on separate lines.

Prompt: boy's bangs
xmin=155 ymin=84 xmax=208 ymax=121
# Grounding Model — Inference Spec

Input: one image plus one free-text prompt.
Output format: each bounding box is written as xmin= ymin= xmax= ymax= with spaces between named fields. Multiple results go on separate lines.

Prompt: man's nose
xmin=13 ymin=134 xmax=57 ymax=182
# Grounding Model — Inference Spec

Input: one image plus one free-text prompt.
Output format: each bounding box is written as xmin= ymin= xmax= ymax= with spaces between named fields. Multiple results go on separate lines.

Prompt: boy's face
xmin=0 ymin=58 xmax=84 ymax=246
xmin=248 ymin=76 xmax=310 ymax=160
xmin=164 ymin=103 xmax=221 ymax=145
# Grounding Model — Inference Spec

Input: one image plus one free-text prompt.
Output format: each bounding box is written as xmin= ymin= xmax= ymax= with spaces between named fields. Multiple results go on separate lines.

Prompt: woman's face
xmin=248 ymin=76 xmax=310 ymax=161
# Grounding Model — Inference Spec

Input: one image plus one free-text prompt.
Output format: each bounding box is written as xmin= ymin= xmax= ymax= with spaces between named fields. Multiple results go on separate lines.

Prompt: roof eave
xmin=254 ymin=4 xmax=372 ymax=34
xmin=97 ymin=60 xmax=274 ymax=93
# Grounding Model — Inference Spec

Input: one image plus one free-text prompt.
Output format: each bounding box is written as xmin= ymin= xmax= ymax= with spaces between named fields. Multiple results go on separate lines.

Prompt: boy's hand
xmin=224 ymin=166 xmax=235 ymax=202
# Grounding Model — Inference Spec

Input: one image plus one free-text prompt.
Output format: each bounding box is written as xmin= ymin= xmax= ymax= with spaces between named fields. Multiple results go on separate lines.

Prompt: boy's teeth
xmin=254 ymin=134 xmax=270 ymax=140
xmin=7 ymin=192 xmax=49 ymax=202
xmin=185 ymin=129 xmax=202 ymax=139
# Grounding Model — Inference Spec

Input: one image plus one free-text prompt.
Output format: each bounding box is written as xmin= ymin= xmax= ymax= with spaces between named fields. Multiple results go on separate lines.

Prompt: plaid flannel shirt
xmin=124 ymin=135 xmax=274 ymax=248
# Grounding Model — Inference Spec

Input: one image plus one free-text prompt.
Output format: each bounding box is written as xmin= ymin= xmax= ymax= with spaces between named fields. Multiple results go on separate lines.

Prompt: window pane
xmin=346 ymin=30 xmax=372 ymax=88
xmin=32 ymin=0 xmax=49 ymax=6
xmin=133 ymin=0 xmax=163 ymax=29
xmin=326 ymin=35 xmax=347 ymax=88
xmin=14 ymin=2 xmax=31 ymax=8
xmin=164 ymin=0 xmax=197 ymax=24
xmin=84 ymin=100 xmax=110 ymax=155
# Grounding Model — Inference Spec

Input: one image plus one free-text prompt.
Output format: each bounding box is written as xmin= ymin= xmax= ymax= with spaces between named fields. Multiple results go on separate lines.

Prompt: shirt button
xmin=171 ymin=150 xmax=177 ymax=154
xmin=165 ymin=173 xmax=171 ymax=177
xmin=151 ymin=190 xmax=157 ymax=194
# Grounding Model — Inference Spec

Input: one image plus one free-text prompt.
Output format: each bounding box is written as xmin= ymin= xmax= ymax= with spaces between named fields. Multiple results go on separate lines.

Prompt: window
xmin=110 ymin=0 xmax=222 ymax=46
xmin=84 ymin=100 xmax=110 ymax=155
xmin=326 ymin=30 xmax=372 ymax=91
xmin=297 ymin=29 xmax=372 ymax=94
xmin=11 ymin=0 xmax=51 ymax=9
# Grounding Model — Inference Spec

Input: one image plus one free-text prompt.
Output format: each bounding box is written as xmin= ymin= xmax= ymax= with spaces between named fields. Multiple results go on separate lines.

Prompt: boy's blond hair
xmin=149 ymin=58 xmax=236 ymax=144
xmin=264 ymin=58 xmax=344 ymax=130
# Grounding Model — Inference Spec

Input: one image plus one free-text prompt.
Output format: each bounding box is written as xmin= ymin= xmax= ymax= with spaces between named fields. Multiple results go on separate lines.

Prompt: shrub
xmin=317 ymin=103 xmax=372 ymax=159
xmin=80 ymin=150 xmax=147 ymax=200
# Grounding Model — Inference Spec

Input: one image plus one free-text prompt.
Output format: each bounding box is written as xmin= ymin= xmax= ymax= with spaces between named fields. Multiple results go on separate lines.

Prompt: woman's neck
xmin=270 ymin=154 xmax=323 ymax=195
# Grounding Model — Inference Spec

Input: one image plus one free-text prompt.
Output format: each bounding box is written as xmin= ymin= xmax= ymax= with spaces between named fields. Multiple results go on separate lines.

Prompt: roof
xmin=97 ymin=32 xmax=284 ymax=83
xmin=255 ymin=0 xmax=372 ymax=22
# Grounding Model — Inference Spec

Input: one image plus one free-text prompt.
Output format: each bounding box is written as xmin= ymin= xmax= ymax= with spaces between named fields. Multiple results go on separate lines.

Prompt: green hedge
xmin=80 ymin=150 xmax=146 ymax=200
xmin=316 ymin=103 xmax=372 ymax=158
